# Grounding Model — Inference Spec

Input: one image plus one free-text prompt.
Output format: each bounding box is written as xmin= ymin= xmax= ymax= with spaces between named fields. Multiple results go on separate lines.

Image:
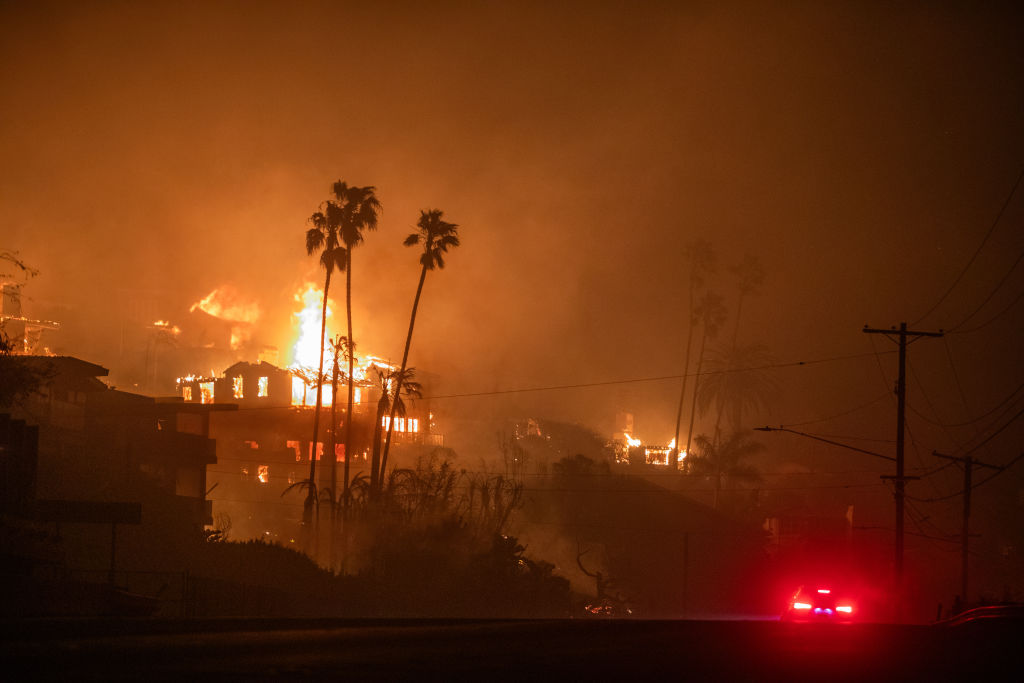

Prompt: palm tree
xmin=697 ymin=343 xmax=776 ymax=442
xmin=330 ymin=181 xmax=381 ymax=517
xmin=683 ymin=290 xmax=728 ymax=464
xmin=325 ymin=335 xmax=354 ymax=509
xmin=302 ymin=202 xmax=347 ymax=536
xmin=370 ymin=367 xmax=422 ymax=493
xmin=728 ymin=253 xmax=765 ymax=347
xmin=379 ymin=209 xmax=460 ymax=484
xmin=689 ymin=431 xmax=764 ymax=509
xmin=671 ymin=240 xmax=717 ymax=468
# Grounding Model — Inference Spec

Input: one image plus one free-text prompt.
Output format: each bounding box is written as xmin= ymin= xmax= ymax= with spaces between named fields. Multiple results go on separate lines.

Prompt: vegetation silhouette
xmin=379 ymin=209 xmax=460 ymax=487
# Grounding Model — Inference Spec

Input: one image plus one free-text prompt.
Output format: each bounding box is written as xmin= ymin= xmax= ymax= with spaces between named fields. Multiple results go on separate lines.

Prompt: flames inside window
xmin=183 ymin=386 xmax=193 ymax=401
xmin=199 ymin=381 xmax=214 ymax=404
xmin=382 ymin=416 xmax=416 ymax=433
xmin=257 ymin=376 xmax=268 ymax=397
xmin=257 ymin=465 xmax=269 ymax=484
xmin=287 ymin=440 xmax=301 ymax=461
xmin=232 ymin=376 xmax=244 ymax=399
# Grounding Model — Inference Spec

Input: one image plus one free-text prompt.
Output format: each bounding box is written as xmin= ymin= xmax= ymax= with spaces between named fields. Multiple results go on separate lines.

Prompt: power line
xmin=950 ymin=286 xmax=1024 ymax=335
xmin=948 ymin=248 xmax=1024 ymax=332
xmin=780 ymin=391 xmax=891 ymax=427
xmin=906 ymin=378 xmax=1024 ymax=429
xmin=953 ymin=402 xmax=1024 ymax=458
xmin=913 ymin=167 xmax=1024 ymax=325
xmin=422 ymin=350 xmax=894 ymax=401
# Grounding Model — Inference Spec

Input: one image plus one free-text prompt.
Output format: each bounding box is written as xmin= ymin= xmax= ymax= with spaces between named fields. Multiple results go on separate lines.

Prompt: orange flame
xmin=190 ymin=286 xmax=261 ymax=350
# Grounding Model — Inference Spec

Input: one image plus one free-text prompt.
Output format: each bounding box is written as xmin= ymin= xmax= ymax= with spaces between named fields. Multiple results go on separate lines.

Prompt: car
xmin=781 ymin=584 xmax=857 ymax=622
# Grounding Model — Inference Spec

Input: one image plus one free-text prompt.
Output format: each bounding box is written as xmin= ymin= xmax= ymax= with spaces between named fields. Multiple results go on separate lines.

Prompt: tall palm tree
xmin=729 ymin=253 xmax=765 ymax=347
xmin=302 ymin=201 xmax=347 ymax=535
xmin=683 ymin=290 xmax=728 ymax=464
xmin=370 ymin=366 xmax=422 ymax=493
xmin=329 ymin=181 xmax=381 ymax=517
xmin=671 ymin=240 xmax=717 ymax=468
xmin=325 ymin=335 xmax=354 ymax=510
xmin=379 ymin=209 xmax=460 ymax=485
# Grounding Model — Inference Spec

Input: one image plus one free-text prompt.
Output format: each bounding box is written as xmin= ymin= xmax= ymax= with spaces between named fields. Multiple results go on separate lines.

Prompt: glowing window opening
xmin=199 ymin=381 xmax=214 ymax=404
xmin=257 ymin=465 xmax=269 ymax=484
xmin=257 ymin=376 xmax=269 ymax=397
xmin=183 ymin=386 xmax=193 ymax=401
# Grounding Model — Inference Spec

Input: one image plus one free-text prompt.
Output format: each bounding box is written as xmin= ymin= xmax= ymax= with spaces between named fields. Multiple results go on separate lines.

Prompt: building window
xmin=396 ymin=417 xmax=405 ymax=432
xmin=354 ymin=388 xmax=361 ymax=403
xmin=199 ymin=381 xmax=214 ymax=404
xmin=257 ymin=465 xmax=269 ymax=484
xmin=233 ymin=376 xmax=244 ymax=399
xmin=183 ymin=386 xmax=193 ymax=402
xmin=287 ymin=440 xmax=301 ymax=461
xmin=408 ymin=418 xmax=419 ymax=433
xmin=243 ymin=440 xmax=259 ymax=449
xmin=335 ymin=444 xmax=345 ymax=462
xmin=258 ymin=376 xmax=269 ymax=397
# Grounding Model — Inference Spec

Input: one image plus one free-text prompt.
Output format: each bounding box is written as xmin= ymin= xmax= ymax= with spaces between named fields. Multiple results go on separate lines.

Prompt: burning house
xmin=175 ymin=356 xmax=440 ymax=542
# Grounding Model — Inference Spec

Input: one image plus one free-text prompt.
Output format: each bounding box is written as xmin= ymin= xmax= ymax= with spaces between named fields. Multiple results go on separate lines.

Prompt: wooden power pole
xmin=931 ymin=451 xmax=1002 ymax=611
xmin=863 ymin=322 xmax=943 ymax=611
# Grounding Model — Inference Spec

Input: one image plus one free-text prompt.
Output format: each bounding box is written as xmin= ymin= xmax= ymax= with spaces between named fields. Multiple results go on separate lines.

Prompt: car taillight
xmin=792 ymin=602 xmax=812 ymax=610
xmin=836 ymin=605 xmax=853 ymax=613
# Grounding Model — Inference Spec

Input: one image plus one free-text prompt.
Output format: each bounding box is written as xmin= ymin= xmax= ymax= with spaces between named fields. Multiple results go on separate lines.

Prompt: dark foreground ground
xmin=1 ymin=616 xmax=1021 ymax=681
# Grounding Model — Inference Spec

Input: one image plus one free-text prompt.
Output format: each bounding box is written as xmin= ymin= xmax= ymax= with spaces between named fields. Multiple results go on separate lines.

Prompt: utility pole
xmin=863 ymin=322 xmax=942 ymax=613
xmin=932 ymin=451 xmax=1002 ymax=611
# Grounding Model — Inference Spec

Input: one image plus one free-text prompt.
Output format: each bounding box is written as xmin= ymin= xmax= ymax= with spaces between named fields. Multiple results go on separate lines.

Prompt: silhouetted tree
xmin=329 ymin=182 xmax=381 ymax=518
xmin=698 ymin=343 xmax=776 ymax=441
xmin=303 ymin=198 xmax=348 ymax=536
xmin=671 ymin=240 xmax=718 ymax=468
xmin=729 ymin=253 xmax=765 ymax=347
xmin=690 ymin=431 xmax=764 ymax=509
xmin=380 ymin=209 xmax=459 ymax=479
xmin=370 ymin=367 xmax=421 ymax=493
xmin=683 ymin=290 xmax=728 ymax=464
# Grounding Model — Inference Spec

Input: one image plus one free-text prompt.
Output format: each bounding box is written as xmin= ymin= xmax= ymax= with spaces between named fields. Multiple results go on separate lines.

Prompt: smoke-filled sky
xmin=3 ymin=1 xmax=1022 ymax=461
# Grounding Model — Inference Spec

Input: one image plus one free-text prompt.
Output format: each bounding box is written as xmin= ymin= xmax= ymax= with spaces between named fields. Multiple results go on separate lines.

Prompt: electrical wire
xmin=947 ymin=248 xmax=1024 ymax=332
xmin=950 ymin=286 xmax=1024 ymax=335
xmin=913 ymin=167 xmax=1024 ymax=325
xmin=421 ymin=350 xmax=895 ymax=401
xmin=779 ymin=391 xmax=891 ymax=428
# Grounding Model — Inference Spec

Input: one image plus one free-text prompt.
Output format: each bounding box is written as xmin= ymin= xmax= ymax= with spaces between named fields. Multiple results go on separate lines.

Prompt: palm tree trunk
xmin=684 ymin=326 xmax=710 ymax=471
xmin=304 ymin=268 xmax=332 ymax=543
xmin=327 ymin=343 xmax=340 ymax=568
xmin=342 ymin=252 xmax=354 ymax=561
xmin=671 ymin=278 xmax=698 ymax=469
xmin=370 ymin=398 xmax=386 ymax=493
xmin=380 ymin=264 xmax=427 ymax=486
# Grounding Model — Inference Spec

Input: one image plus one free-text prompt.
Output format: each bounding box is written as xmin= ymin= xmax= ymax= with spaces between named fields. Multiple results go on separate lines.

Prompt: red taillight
xmin=792 ymin=602 xmax=813 ymax=610
xmin=836 ymin=605 xmax=853 ymax=613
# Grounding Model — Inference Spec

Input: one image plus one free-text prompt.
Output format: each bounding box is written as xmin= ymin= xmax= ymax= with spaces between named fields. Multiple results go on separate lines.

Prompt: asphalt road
xmin=2 ymin=617 xmax=1020 ymax=681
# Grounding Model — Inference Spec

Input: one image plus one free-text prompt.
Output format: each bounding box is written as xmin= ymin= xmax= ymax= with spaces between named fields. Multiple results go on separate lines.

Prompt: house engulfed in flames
xmin=166 ymin=282 xmax=442 ymax=542
xmin=175 ymin=358 xmax=439 ymax=542
xmin=611 ymin=413 xmax=683 ymax=467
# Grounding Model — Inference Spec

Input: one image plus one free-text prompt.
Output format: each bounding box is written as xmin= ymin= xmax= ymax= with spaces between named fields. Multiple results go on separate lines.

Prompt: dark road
xmin=3 ymin=617 xmax=1020 ymax=681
